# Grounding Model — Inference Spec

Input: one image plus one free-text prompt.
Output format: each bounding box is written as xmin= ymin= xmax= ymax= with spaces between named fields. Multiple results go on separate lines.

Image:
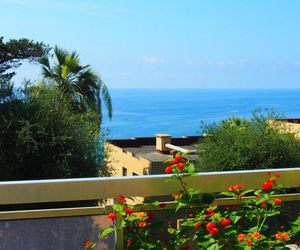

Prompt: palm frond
xmin=99 ymin=79 xmax=112 ymax=120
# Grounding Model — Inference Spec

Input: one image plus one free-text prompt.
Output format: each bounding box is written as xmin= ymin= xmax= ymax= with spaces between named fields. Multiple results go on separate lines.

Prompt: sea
xmin=102 ymin=88 xmax=300 ymax=139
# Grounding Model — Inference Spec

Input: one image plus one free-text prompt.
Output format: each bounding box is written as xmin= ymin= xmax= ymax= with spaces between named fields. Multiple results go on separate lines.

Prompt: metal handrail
xmin=0 ymin=167 xmax=299 ymax=206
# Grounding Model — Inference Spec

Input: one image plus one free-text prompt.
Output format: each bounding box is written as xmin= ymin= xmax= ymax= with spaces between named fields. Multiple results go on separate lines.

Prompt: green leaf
xmin=230 ymin=215 xmax=242 ymax=224
xmin=181 ymin=219 xmax=195 ymax=227
xmin=176 ymin=202 xmax=188 ymax=212
xmin=220 ymin=192 xmax=235 ymax=197
xmin=167 ymin=228 xmax=176 ymax=235
xmin=241 ymin=189 xmax=254 ymax=195
xmin=125 ymin=215 xmax=139 ymax=222
xmin=99 ymin=227 xmax=115 ymax=238
xmin=207 ymin=243 xmax=220 ymax=250
xmin=112 ymin=204 xmax=124 ymax=212
xmin=185 ymin=164 xmax=195 ymax=173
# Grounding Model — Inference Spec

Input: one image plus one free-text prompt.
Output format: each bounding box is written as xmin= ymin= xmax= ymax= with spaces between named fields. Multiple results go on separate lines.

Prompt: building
xmin=269 ymin=119 xmax=300 ymax=140
xmin=106 ymin=134 xmax=201 ymax=177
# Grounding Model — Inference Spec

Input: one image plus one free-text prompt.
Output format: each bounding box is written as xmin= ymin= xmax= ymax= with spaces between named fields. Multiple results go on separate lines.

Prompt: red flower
xmin=237 ymin=233 xmax=246 ymax=241
xmin=138 ymin=221 xmax=147 ymax=228
xmin=261 ymin=201 xmax=267 ymax=208
xmin=273 ymin=198 xmax=282 ymax=205
xmin=220 ymin=218 xmax=231 ymax=227
xmin=124 ymin=207 xmax=133 ymax=215
xmin=108 ymin=212 xmax=117 ymax=220
xmin=261 ymin=180 xmax=273 ymax=191
xmin=177 ymin=162 xmax=186 ymax=171
xmin=247 ymin=239 xmax=253 ymax=246
xmin=84 ymin=240 xmax=92 ymax=247
xmin=175 ymin=154 xmax=183 ymax=162
xmin=206 ymin=222 xmax=216 ymax=231
xmin=194 ymin=221 xmax=202 ymax=229
xmin=165 ymin=165 xmax=173 ymax=174
xmin=169 ymin=159 xmax=177 ymax=165
xmin=266 ymin=171 xmax=272 ymax=175
xmin=209 ymin=227 xmax=219 ymax=235
xmin=127 ymin=239 xmax=132 ymax=247
xmin=117 ymin=195 xmax=127 ymax=203
xmin=205 ymin=212 xmax=216 ymax=218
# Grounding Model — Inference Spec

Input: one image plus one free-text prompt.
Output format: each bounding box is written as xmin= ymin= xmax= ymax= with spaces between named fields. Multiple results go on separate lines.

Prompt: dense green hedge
xmin=196 ymin=111 xmax=300 ymax=171
xmin=0 ymin=82 xmax=107 ymax=180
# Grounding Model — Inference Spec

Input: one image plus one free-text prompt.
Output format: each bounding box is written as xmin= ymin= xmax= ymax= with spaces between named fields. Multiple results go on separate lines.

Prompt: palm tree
xmin=39 ymin=46 xmax=112 ymax=124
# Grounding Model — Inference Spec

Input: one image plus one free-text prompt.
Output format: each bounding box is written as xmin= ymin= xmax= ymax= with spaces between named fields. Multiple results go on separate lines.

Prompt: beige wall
xmin=105 ymin=143 xmax=151 ymax=177
xmin=268 ymin=120 xmax=300 ymax=140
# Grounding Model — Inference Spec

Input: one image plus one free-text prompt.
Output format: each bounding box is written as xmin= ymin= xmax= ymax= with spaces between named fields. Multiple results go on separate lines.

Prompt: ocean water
xmin=102 ymin=89 xmax=300 ymax=139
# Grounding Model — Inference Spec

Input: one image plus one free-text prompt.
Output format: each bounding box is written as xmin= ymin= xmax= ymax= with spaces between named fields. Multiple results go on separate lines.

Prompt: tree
xmin=0 ymin=82 xmax=110 ymax=180
xmin=39 ymin=46 xmax=112 ymax=125
xmin=196 ymin=110 xmax=300 ymax=171
xmin=0 ymin=36 xmax=49 ymax=82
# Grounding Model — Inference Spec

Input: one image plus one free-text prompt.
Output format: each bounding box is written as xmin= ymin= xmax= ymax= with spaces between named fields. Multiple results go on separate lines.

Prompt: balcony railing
xmin=0 ymin=167 xmax=300 ymax=249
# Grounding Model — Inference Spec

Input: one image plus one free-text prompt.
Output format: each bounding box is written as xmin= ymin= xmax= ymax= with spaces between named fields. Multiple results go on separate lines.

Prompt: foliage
xmin=39 ymin=46 xmax=112 ymax=125
xmin=196 ymin=110 xmax=300 ymax=171
xmin=0 ymin=36 xmax=50 ymax=82
xmin=97 ymin=153 xmax=300 ymax=250
xmin=0 ymin=82 xmax=108 ymax=180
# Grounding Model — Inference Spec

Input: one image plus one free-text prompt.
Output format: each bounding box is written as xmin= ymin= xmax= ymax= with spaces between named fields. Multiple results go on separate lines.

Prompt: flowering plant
xmin=95 ymin=153 xmax=300 ymax=249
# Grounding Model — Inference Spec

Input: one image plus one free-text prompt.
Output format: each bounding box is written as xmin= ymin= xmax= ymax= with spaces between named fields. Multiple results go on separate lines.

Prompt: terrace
xmin=0 ymin=167 xmax=299 ymax=249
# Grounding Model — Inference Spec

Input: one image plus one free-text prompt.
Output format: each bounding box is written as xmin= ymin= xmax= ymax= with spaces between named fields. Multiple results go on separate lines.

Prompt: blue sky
xmin=1 ymin=0 xmax=300 ymax=88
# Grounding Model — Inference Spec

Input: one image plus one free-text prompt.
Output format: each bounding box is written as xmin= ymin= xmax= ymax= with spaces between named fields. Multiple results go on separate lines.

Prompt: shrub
xmin=0 ymin=82 xmax=109 ymax=180
xmin=196 ymin=110 xmax=300 ymax=171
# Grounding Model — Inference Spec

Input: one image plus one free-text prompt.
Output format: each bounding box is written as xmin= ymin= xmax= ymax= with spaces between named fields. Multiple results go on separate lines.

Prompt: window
xmin=122 ymin=167 xmax=127 ymax=176
xmin=132 ymin=172 xmax=138 ymax=176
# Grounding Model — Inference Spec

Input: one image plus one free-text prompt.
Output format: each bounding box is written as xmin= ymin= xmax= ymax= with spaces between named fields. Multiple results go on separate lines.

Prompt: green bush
xmin=0 ymin=82 xmax=109 ymax=180
xmin=196 ymin=111 xmax=300 ymax=171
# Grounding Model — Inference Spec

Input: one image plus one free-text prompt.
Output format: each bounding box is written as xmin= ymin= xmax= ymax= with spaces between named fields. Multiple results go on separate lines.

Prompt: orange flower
xmin=275 ymin=232 xmax=289 ymax=241
xmin=138 ymin=221 xmax=147 ymax=228
xmin=138 ymin=213 xmax=146 ymax=219
xmin=237 ymin=233 xmax=246 ymax=241
xmin=253 ymin=232 xmax=261 ymax=240
xmin=228 ymin=184 xmax=244 ymax=192
xmin=274 ymin=173 xmax=281 ymax=178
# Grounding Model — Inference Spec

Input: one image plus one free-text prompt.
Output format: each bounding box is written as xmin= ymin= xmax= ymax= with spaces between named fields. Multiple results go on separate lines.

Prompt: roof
xmin=108 ymin=136 xmax=202 ymax=162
